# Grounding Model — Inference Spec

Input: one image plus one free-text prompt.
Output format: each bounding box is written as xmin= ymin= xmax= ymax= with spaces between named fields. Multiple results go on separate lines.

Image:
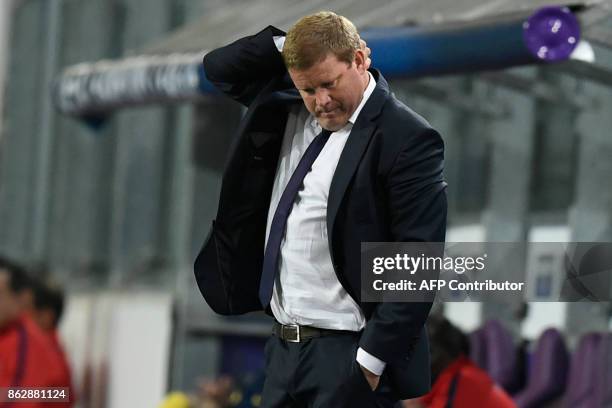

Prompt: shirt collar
xmin=309 ymin=71 xmax=376 ymax=131
xmin=348 ymin=71 xmax=376 ymax=125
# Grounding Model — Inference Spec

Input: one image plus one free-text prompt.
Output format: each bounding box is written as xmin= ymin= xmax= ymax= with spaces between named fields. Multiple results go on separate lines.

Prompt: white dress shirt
xmin=264 ymin=55 xmax=386 ymax=375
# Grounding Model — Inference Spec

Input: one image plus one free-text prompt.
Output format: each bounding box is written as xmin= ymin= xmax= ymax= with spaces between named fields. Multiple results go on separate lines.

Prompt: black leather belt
xmin=273 ymin=321 xmax=357 ymax=343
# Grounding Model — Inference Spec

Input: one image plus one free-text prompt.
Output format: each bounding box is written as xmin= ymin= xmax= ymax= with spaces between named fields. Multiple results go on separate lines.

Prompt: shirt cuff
xmin=356 ymin=347 xmax=386 ymax=376
xmin=273 ymin=35 xmax=285 ymax=52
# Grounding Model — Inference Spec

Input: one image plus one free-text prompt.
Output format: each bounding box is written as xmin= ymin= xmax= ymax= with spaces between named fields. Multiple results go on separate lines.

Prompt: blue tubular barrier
xmin=362 ymin=22 xmax=531 ymax=78
xmin=360 ymin=6 xmax=580 ymax=78
xmin=54 ymin=6 xmax=580 ymax=122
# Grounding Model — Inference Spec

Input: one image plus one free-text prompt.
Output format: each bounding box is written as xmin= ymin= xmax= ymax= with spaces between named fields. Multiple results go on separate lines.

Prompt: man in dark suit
xmin=195 ymin=11 xmax=447 ymax=408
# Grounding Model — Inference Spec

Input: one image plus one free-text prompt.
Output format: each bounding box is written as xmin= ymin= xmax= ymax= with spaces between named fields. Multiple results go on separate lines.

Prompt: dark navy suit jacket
xmin=194 ymin=25 xmax=447 ymax=399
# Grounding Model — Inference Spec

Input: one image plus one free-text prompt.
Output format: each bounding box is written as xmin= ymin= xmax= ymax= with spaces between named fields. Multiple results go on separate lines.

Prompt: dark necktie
xmin=259 ymin=129 xmax=332 ymax=308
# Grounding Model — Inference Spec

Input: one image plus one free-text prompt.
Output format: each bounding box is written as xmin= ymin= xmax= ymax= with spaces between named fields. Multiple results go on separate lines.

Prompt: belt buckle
xmin=283 ymin=324 xmax=301 ymax=343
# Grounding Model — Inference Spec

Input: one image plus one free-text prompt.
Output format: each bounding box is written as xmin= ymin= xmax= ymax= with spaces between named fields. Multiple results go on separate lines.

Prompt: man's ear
xmin=353 ymin=49 xmax=366 ymax=73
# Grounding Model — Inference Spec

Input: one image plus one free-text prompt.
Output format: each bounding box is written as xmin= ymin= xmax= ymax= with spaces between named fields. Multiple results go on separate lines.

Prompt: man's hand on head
xmin=359 ymin=38 xmax=372 ymax=71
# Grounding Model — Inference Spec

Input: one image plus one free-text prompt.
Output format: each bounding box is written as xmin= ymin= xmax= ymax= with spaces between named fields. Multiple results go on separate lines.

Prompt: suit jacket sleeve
xmin=202 ymin=25 xmax=288 ymax=107
xmin=359 ymin=127 xmax=447 ymax=365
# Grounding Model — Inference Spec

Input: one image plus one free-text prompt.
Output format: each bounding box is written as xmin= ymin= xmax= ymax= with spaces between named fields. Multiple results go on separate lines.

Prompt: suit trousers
xmin=261 ymin=330 xmax=399 ymax=408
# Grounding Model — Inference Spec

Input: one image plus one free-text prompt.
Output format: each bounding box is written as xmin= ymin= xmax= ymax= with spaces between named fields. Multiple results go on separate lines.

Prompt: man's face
xmin=289 ymin=51 xmax=367 ymax=131
xmin=0 ymin=270 xmax=21 ymax=329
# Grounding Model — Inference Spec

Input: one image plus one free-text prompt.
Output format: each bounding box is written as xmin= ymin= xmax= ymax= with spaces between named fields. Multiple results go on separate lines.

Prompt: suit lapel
xmin=327 ymin=70 xmax=390 ymax=258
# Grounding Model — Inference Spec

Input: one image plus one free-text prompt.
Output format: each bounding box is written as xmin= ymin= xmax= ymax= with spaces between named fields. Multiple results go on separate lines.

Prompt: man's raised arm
xmin=202 ymin=26 xmax=288 ymax=106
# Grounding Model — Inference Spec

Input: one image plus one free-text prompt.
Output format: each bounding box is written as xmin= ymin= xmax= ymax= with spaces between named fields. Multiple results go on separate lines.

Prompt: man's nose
xmin=315 ymin=89 xmax=331 ymax=107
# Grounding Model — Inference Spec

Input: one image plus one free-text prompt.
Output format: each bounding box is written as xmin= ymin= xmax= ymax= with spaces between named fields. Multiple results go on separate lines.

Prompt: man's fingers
xmin=359 ymin=365 xmax=380 ymax=390
xmin=359 ymin=38 xmax=372 ymax=70
xmin=365 ymin=51 xmax=372 ymax=70
xmin=360 ymin=39 xmax=370 ymax=53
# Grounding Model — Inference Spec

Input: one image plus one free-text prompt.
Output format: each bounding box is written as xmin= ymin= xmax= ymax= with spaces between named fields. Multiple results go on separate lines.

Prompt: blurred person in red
xmin=31 ymin=279 xmax=74 ymax=407
xmin=0 ymin=257 xmax=57 ymax=408
xmin=403 ymin=315 xmax=516 ymax=408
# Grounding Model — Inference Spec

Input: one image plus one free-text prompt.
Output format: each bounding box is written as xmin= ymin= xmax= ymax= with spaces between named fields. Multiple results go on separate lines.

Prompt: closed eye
xmin=298 ymin=75 xmax=340 ymax=95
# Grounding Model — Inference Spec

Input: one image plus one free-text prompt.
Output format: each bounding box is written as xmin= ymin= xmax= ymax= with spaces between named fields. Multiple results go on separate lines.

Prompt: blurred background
xmin=1 ymin=0 xmax=612 ymax=407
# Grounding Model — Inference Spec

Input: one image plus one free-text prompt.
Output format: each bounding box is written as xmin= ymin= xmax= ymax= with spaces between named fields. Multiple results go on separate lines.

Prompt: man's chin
xmin=319 ymin=118 xmax=347 ymax=132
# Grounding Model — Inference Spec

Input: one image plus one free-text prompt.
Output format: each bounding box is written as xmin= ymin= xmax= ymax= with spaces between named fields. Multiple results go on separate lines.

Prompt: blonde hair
xmin=282 ymin=11 xmax=360 ymax=70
